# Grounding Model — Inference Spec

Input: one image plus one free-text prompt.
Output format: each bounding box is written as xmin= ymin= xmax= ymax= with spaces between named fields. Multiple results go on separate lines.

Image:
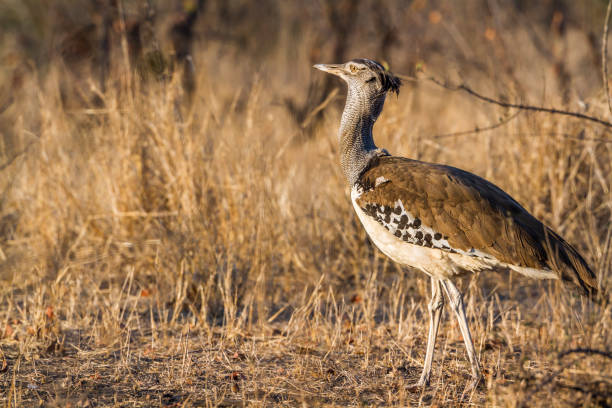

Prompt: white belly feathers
xmin=350 ymin=187 xmax=558 ymax=280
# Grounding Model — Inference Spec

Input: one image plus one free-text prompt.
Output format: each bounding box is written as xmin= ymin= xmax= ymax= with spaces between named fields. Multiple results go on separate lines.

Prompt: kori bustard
xmin=314 ymin=58 xmax=598 ymax=389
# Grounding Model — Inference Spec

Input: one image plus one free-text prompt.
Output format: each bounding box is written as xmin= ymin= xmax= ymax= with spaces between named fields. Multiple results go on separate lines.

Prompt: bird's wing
xmin=355 ymin=156 xmax=597 ymax=293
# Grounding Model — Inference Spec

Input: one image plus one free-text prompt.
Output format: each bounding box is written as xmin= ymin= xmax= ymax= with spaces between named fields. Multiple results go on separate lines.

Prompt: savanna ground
xmin=0 ymin=1 xmax=611 ymax=406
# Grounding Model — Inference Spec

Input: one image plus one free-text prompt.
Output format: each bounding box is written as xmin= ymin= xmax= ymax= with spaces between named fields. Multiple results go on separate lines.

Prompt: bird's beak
xmin=313 ymin=63 xmax=345 ymax=76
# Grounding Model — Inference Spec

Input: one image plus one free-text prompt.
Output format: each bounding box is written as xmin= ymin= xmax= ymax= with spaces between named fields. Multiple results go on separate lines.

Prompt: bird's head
xmin=313 ymin=58 xmax=401 ymax=97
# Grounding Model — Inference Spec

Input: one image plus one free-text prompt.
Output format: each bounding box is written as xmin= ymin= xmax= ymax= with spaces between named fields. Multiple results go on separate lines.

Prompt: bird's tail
xmin=544 ymin=227 xmax=601 ymax=300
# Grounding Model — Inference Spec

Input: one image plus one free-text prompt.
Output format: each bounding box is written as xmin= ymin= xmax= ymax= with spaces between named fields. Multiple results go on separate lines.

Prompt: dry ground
xmin=1 ymin=2 xmax=612 ymax=406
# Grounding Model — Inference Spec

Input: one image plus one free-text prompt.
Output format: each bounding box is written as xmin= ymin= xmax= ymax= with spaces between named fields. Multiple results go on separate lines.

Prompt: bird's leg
xmin=441 ymin=279 xmax=481 ymax=390
xmin=413 ymin=278 xmax=444 ymax=387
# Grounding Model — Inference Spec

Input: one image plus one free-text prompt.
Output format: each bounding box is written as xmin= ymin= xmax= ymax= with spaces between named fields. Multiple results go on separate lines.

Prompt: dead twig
xmin=431 ymin=111 xmax=521 ymax=139
xmin=518 ymin=356 xmax=581 ymax=408
xmin=558 ymin=348 xmax=612 ymax=360
xmin=426 ymin=76 xmax=612 ymax=130
xmin=519 ymin=348 xmax=612 ymax=408
xmin=300 ymin=88 xmax=339 ymax=129
xmin=512 ymin=132 xmax=612 ymax=144
xmin=398 ymin=72 xmax=612 ymax=139
xmin=397 ymin=73 xmax=612 ymax=130
xmin=603 ymin=0 xmax=612 ymax=115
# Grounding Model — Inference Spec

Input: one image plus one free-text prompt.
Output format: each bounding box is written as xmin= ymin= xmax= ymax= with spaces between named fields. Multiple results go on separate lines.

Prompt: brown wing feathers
xmin=357 ymin=156 xmax=598 ymax=296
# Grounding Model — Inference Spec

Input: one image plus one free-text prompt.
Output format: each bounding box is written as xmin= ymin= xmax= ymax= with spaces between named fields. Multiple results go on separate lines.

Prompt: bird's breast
xmin=350 ymin=186 xmax=496 ymax=278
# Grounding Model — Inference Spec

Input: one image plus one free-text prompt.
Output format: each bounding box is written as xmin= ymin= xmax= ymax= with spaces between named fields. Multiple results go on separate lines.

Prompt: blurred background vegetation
xmin=0 ymin=1 xmax=611 ymax=405
xmin=0 ymin=0 xmax=608 ymax=132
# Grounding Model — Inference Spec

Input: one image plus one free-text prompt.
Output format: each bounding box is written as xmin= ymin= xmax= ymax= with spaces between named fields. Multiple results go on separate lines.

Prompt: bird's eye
xmin=349 ymin=65 xmax=358 ymax=73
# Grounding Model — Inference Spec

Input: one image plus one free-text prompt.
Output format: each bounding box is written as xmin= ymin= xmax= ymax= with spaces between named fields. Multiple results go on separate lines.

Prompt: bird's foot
xmin=462 ymin=374 xmax=482 ymax=394
xmin=407 ymin=376 xmax=429 ymax=391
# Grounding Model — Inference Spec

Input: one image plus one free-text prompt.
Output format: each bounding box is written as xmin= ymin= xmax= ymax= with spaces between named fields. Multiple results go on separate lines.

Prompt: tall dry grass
xmin=1 ymin=1 xmax=611 ymax=406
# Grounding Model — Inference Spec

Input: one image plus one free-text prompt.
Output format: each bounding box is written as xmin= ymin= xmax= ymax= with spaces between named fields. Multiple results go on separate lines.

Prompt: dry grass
xmin=1 ymin=1 xmax=612 ymax=406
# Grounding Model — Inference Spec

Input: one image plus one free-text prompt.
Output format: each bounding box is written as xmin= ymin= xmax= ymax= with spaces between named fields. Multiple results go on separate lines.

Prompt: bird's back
xmin=353 ymin=155 xmax=598 ymax=295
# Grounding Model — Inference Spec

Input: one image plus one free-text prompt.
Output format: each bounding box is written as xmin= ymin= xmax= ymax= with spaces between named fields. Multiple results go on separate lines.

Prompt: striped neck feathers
xmin=339 ymin=85 xmax=387 ymax=186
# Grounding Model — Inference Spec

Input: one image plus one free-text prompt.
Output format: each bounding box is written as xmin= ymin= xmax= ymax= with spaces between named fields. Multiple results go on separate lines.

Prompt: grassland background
xmin=0 ymin=0 xmax=611 ymax=406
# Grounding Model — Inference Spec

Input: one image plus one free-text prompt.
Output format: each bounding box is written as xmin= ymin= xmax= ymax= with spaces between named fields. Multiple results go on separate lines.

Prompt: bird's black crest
xmin=353 ymin=58 xmax=402 ymax=95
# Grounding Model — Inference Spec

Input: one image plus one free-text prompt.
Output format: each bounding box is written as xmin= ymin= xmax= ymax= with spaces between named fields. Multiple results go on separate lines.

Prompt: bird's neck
xmin=338 ymin=87 xmax=386 ymax=186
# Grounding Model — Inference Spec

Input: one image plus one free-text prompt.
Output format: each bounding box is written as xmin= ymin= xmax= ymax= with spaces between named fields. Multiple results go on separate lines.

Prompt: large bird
xmin=314 ymin=58 xmax=598 ymax=390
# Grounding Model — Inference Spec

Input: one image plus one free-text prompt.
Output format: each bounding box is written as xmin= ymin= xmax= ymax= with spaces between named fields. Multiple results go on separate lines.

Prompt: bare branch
xmin=515 ymin=132 xmax=612 ymax=144
xmin=421 ymin=76 xmax=612 ymax=130
xmin=519 ymin=348 xmax=612 ymax=407
xmin=300 ymin=88 xmax=339 ymax=129
xmin=558 ymin=348 xmax=612 ymax=360
xmin=431 ymin=111 xmax=521 ymax=139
